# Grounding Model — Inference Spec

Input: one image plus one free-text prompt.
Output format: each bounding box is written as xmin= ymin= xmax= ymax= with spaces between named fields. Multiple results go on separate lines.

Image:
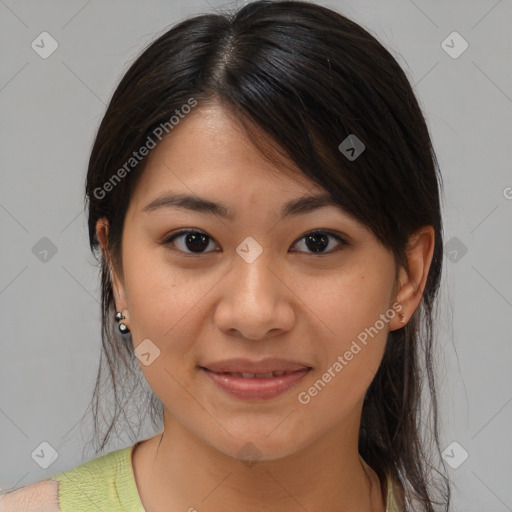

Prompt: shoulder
xmin=0 ymin=445 xmax=136 ymax=512
xmin=48 ymin=445 xmax=143 ymax=511
xmin=0 ymin=479 xmax=60 ymax=512
xmin=51 ymin=445 xmax=126 ymax=482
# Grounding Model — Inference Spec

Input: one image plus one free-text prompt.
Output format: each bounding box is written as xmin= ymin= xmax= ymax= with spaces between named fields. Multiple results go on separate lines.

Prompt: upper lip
xmin=200 ymin=358 xmax=312 ymax=374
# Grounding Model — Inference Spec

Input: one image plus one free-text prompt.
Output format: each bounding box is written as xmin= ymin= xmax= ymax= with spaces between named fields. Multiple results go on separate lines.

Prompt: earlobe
xmin=390 ymin=226 xmax=435 ymax=331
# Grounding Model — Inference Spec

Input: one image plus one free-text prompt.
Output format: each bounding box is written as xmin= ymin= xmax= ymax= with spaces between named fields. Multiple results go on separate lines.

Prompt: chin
xmin=204 ymin=427 xmax=316 ymax=466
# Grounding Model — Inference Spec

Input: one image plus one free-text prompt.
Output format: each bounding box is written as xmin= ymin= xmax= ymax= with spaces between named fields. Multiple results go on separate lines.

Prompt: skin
xmin=96 ymin=101 xmax=434 ymax=512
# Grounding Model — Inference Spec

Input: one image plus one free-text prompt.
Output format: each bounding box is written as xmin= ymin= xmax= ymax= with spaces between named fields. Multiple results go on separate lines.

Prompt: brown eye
xmin=291 ymin=230 xmax=349 ymax=254
xmin=163 ymin=230 xmax=219 ymax=254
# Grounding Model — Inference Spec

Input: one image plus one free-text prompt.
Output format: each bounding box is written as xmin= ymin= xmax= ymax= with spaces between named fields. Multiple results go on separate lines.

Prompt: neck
xmin=132 ymin=409 xmax=386 ymax=512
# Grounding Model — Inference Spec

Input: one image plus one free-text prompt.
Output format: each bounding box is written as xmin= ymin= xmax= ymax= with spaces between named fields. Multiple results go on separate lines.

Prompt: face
xmin=99 ymin=102 xmax=406 ymax=461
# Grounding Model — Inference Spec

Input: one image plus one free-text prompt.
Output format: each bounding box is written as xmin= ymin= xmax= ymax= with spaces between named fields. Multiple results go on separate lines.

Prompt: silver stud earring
xmin=115 ymin=311 xmax=130 ymax=334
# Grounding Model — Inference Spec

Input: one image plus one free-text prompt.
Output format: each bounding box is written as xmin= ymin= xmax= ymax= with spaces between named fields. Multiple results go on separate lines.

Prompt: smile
xmin=200 ymin=367 xmax=311 ymax=400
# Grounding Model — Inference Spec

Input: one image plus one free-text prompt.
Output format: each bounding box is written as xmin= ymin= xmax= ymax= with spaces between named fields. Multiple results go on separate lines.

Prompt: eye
xmin=162 ymin=229 xmax=219 ymax=255
xmin=162 ymin=229 xmax=349 ymax=255
xmin=291 ymin=230 xmax=350 ymax=254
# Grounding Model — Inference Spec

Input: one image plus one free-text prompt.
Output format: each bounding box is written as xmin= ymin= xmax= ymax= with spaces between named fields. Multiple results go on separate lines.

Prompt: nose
xmin=213 ymin=251 xmax=296 ymax=340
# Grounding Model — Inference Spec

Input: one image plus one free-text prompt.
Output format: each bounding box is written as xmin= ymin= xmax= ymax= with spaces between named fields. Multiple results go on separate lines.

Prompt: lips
xmin=199 ymin=358 xmax=312 ymax=400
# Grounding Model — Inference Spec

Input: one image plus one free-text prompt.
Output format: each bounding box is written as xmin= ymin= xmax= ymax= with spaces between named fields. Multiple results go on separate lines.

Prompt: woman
xmin=0 ymin=1 xmax=450 ymax=511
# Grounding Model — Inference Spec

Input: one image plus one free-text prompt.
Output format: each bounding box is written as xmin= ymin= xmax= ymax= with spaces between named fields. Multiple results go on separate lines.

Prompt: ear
xmin=96 ymin=218 xmax=130 ymax=325
xmin=389 ymin=225 xmax=435 ymax=331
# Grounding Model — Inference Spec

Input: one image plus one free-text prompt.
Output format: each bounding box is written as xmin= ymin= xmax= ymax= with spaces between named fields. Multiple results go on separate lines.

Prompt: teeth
xmin=214 ymin=370 xmax=295 ymax=378
xmin=238 ymin=371 xmax=285 ymax=378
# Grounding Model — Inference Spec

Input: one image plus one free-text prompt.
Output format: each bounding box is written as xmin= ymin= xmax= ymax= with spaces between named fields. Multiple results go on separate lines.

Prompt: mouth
xmin=199 ymin=365 xmax=312 ymax=400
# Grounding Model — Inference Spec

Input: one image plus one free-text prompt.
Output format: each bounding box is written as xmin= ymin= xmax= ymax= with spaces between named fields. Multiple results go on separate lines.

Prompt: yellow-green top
xmin=49 ymin=444 xmax=145 ymax=512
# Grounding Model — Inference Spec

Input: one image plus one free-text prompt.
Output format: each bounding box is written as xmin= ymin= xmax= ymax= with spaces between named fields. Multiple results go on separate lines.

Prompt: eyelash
xmin=161 ymin=229 xmax=350 ymax=256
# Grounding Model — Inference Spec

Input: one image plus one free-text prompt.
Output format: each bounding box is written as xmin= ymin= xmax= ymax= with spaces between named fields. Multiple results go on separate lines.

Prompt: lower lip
xmin=201 ymin=367 xmax=311 ymax=400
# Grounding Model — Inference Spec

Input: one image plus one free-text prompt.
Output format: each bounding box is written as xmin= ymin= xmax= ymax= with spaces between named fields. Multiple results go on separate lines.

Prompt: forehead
xmin=127 ymin=103 xmax=326 ymax=212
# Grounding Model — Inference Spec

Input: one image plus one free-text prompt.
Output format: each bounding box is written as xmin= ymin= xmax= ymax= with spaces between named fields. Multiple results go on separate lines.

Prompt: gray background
xmin=1 ymin=0 xmax=511 ymax=510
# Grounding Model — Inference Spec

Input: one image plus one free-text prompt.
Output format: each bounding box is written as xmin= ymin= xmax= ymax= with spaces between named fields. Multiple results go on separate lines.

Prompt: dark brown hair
xmin=83 ymin=1 xmax=450 ymax=510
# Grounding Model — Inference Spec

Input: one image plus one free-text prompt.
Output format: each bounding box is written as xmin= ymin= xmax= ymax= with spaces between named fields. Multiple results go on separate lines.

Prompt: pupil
xmin=186 ymin=233 xmax=209 ymax=252
xmin=306 ymin=232 xmax=328 ymax=252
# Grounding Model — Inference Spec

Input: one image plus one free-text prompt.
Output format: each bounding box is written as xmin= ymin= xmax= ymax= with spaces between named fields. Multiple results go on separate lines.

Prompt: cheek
xmin=124 ymin=262 xmax=208 ymax=418
xmin=123 ymin=246 xmax=204 ymax=338
xmin=296 ymin=325 xmax=388 ymax=426
xmin=299 ymin=266 xmax=393 ymax=407
xmin=307 ymin=261 xmax=394 ymax=346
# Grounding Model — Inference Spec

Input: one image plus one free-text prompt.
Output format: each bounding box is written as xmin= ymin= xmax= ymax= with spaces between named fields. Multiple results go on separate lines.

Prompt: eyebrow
xmin=142 ymin=192 xmax=347 ymax=220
